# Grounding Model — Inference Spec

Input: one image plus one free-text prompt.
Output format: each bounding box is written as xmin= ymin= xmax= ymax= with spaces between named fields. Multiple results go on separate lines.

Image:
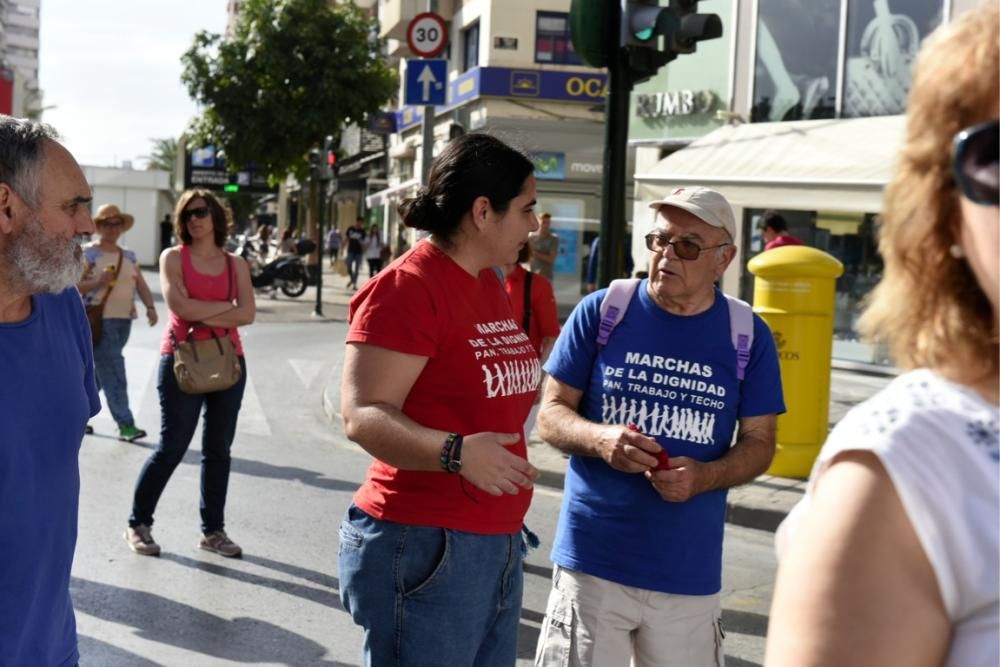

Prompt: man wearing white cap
xmin=534 ymin=186 xmax=785 ymax=666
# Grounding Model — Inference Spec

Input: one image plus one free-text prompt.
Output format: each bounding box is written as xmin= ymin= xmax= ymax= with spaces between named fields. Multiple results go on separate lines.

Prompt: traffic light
xmin=321 ymin=134 xmax=336 ymax=181
xmin=622 ymin=0 xmax=723 ymax=83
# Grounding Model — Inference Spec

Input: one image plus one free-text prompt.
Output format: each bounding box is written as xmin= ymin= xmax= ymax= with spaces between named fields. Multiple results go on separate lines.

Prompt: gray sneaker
xmin=199 ymin=530 xmax=242 ymax=558
xmin=124 ymin=524 xmax=161 ymax=556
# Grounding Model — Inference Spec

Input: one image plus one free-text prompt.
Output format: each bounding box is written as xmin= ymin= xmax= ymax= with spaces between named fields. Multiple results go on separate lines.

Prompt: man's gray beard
xmin=2 ymin=213 xmax=86 ymax=294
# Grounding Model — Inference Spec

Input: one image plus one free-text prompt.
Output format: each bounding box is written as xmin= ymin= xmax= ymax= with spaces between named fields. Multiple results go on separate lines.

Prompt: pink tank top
xmin=159 ymin=245 xmax=244 ymax=355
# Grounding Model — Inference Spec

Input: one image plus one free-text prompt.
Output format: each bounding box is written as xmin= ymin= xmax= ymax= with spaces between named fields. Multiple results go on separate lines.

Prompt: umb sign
xmin=406 ymin=12 xmax=448 ymax=58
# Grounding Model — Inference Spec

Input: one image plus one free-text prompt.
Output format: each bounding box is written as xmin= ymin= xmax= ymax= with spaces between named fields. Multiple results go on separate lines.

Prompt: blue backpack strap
xmin=597 ymin=278 xmax=641 ymax=348
xmin=492 ymin=266 xmax=504 ymax=284
xmin=724 ymin=294 xmax=754 ymax=381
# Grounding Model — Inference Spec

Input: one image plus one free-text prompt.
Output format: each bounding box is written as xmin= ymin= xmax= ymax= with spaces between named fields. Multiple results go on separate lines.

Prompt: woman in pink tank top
xmin=126 ymin=189 xmax=256 ymax=559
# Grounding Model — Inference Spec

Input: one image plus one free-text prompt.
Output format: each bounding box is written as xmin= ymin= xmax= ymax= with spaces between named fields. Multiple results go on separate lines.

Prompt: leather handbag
xmin=84 ymin=251 xmax=123 ymax=347
xmin=171 ymin=255 xmax=242 ymax=394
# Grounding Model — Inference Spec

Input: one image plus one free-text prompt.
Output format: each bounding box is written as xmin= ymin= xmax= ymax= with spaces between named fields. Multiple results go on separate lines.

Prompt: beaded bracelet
xmin=439 ymin=432 xmax=462 ymax=472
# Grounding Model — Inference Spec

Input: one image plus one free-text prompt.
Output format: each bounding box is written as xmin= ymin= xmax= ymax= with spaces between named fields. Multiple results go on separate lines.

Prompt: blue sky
xmin=39 ymin=1 xmax=228 ymax=168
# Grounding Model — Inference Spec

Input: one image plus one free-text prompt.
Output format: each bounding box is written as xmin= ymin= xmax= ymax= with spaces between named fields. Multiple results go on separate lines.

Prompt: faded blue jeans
xmin=94 ymin=317 xmax=136 ymax=426
xmin=129 ymin=354 xmax=247 ymax=534
xmin=345 ymin=252 xmax=363 ymax=286
xmin=338 ymin=504 xmax=526 ymax=666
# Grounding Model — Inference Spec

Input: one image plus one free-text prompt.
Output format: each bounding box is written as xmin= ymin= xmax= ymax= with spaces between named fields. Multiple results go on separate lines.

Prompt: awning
xmin=365 ymin=177 xmax=420 ymax=208
xmin=634 ymin=115 xmax=906 ymax=213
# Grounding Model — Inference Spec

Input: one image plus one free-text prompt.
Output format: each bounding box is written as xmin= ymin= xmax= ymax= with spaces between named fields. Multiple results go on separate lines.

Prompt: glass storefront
xmin=741 ymin=208 xmax=890 ymax=366
xmin=752 ymin=0 xmax=945 ymax=122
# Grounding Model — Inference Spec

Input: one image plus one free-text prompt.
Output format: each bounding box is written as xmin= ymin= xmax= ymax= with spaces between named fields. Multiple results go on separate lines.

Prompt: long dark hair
xmin=398 ymin=134 xmax=534 ymax=244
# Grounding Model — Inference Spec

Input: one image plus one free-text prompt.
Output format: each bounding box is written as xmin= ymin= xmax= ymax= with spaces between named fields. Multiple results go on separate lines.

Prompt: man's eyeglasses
xmin=180 ymin=206 xmax=211 ymax=223
xmin=952 ymin=119 xmax=998 ymax=207
xmin=644 ymin=233 xmax=729 ymax=260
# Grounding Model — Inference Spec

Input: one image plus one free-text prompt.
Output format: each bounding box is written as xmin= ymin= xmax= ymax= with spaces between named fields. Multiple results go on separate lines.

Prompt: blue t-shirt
xmin=545 ymin=282 xmax=785 ymax=595
xmin=0 ymin=288 xmax=100 ymax=667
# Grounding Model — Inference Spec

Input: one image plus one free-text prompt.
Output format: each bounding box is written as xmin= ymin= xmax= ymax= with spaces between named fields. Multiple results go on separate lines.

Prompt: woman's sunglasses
xmin=180 ymin=206 xmax=211 ymax=223
xmin=952 ymin=119 xmax=998 ymax=207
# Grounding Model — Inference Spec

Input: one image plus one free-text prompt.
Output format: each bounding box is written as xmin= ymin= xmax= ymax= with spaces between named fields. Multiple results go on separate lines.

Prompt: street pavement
xmin=67 ymin=265 xmax=890 ymax=666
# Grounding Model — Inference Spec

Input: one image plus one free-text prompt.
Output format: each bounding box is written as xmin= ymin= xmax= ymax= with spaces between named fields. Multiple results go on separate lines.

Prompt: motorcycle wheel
xmin=280 ymin=267 xmax=308 ymax=297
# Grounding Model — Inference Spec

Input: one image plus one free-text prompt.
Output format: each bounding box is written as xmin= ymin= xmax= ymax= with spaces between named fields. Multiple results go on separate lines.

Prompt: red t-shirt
xmin=504 ymin=265 xmax=561 ymax=357
xmin=160 ymin=245 xmax=244 ymax=355
xmin=764 ymin=233 xmax=805 ymax=250
xmin=346 ymin=241 xmax=539 ymax=534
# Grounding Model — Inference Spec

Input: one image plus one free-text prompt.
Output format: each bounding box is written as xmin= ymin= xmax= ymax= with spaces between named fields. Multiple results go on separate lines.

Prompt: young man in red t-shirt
xmin=504 ymin=243 xmax=560 ymax=441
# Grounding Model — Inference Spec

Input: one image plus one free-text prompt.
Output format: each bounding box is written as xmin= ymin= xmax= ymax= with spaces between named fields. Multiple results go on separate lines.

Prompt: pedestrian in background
xmin=78 ymin=204 xmax=158 ymax=442
xmin=338 ymin=133 xmax=541 ymax=666
xmin=767 ymin=7 xmax=998 ymax=666
xmin=159 ymin=212 xmax=173 ymax=253
xmin=534 ymin=186 xmax=784 ymax=667
xmin=585 ymin=234 xmax=635 ymax=293
xmin=529 ymin=211 xmax=559 ymax=280
xmin=0 ymin=116 xmax=100 ymax=667
xmin=344 ymin=217 xmax=365 ymax=289
xmin=756 ymin=210 xmax=804 ymax=250
xmin=125 ymin=188 xmax=256 ymax=559
xmin=363 ymin=223 xmax=385 ymax=277
xmin=325 ymin=225 xmax=341 ymax=267
xmin=503 ymin=242 xmax=560 ymax=442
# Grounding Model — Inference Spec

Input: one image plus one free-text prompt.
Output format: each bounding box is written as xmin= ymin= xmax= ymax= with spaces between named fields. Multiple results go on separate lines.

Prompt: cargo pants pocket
xmin=534 ymin=586 xmax=576 ymax=667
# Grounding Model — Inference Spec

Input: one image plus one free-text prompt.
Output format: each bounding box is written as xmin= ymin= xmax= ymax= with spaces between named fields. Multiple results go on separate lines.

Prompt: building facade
xmin=0 ymin=0 xmax=41 ymax=116
xmin=368 ymin=0 xmax=620 ymax=309
xmin=630 ymin=0 xmax=979 ymax=369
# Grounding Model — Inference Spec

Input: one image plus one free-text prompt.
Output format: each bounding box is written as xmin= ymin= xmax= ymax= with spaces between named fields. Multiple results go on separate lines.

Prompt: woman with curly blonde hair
xmin=766 ymin=5 xmax=998 ymax=666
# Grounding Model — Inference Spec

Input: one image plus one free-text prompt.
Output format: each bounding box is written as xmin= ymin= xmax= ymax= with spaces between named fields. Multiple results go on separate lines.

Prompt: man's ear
xmin=0 ymin=183 xmax=18 ymax=234
xmin=717 ymin=244 xmax=738 ymax=275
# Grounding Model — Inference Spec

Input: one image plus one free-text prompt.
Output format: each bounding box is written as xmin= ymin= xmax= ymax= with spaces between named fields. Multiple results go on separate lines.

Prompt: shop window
xmin=751 ymin=0 xmax=945 ymax=122
xmin=842 ymin=0 xmax=943 ymax=117
xmin=741 ymin=208 xmax=889 ymax=365
xmin=462 ymin=22 xmax=479 ymax=72
xmin=535 ymin=12 xmax=584 ymax=65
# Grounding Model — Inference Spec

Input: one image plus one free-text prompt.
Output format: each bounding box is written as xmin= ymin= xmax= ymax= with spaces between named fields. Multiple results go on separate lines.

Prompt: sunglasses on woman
xmin=180 ymin=206 xmax=211 ymax=223
xmin=952 ymin=119 xmax=999 ymax=207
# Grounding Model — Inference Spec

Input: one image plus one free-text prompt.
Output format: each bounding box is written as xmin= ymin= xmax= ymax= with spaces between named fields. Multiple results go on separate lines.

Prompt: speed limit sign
xmin=406 ymin=12 xmax=448 ymax=58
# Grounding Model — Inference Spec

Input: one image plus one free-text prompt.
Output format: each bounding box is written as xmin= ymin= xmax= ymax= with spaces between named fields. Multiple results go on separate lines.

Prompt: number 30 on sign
xmin=406 ymin=12 xmax=449 ymax=58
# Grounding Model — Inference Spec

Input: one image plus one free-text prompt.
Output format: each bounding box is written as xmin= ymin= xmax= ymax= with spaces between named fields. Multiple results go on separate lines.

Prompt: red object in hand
xmin=627 ymin=423 xmax=670 ymax=471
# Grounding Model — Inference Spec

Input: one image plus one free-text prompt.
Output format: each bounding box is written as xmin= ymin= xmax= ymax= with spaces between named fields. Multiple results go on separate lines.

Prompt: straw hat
xmin=93 ymin=204 xmax=135 ymax=231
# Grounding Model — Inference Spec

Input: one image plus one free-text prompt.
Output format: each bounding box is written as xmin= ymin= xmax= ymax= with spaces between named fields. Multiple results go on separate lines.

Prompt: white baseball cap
xmin=648 ymin=186 xmax=736 ymax=240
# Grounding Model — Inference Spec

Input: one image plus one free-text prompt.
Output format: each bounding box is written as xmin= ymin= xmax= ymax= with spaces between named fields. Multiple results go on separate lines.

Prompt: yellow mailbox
xmin=747 ymin=246 xmax=844 ymax=478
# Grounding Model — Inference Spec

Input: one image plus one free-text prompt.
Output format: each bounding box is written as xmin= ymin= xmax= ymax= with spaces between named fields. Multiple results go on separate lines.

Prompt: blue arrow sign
xmin=404 ymin=59 xmax=447 ymax=106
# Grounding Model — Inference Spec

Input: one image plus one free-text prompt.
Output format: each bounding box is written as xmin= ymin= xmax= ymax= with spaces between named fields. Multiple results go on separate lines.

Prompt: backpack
xmin=597 ymin=278 xmax=754 ymax=381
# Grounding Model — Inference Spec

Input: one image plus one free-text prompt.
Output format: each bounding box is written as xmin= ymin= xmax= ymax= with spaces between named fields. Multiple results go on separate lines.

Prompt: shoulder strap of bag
xmin=95 ymin=251 xmax=124 ymax=307
xmin=724 ymin=294 xmax=754 ymax=382
xmin=596 ymin=279 xmax=755 ymax=383
xmin=596 ymin=278 xmax=641 ymax=348
xmin=522 ymin=271 xmax=533 ymax=333
xmin=176 ymin=253 xmax=235 ymax=347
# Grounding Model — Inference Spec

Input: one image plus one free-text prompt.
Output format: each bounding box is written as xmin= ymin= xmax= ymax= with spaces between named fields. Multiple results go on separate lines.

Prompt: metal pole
xmin=420 ymin=0 xmax=437 ymax=186
xmin=598 ymin=3 xmax=631 ymax=288
xmin=313 ymin=179 xmax=325 ymax=317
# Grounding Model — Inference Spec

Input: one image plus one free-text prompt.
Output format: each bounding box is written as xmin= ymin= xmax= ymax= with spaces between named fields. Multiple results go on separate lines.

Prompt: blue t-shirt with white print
xmin=0 ymin=288 xmax=100 ymax=667
xmin=545 ymin=282 xmax=785 ymax=595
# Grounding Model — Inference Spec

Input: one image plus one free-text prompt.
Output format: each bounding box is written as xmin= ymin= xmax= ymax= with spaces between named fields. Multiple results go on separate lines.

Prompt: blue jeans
xmin=338 ymin=505 xmax=526 ymax=667
xmin=346 ymin=252 xmax=363 ymax=285
xmin=94 ymin=318 xmax=136 ymax=426
xmin=129 ymin=354 xmax=247 ymax=533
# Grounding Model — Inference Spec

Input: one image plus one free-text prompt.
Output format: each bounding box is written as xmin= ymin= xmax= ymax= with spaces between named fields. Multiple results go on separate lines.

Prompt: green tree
xmin=140 ymin=137 xmax=178 ymax=172
xmin=181 ymin=0 xmax=397 ymax=182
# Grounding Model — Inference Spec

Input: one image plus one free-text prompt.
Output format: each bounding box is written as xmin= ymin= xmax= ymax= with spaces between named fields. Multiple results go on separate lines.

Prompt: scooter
xmin=240 ymin=238 xmax=310 ymax=298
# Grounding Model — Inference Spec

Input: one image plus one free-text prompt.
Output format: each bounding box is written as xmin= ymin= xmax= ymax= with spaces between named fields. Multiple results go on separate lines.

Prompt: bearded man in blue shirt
xmin=0 ymin=116 xmax=100 ymax=667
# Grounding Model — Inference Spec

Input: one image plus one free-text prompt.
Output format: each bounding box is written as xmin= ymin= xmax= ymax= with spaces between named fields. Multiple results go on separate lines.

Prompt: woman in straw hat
xmin=79 ymin=204 xmax=158 ymax=442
